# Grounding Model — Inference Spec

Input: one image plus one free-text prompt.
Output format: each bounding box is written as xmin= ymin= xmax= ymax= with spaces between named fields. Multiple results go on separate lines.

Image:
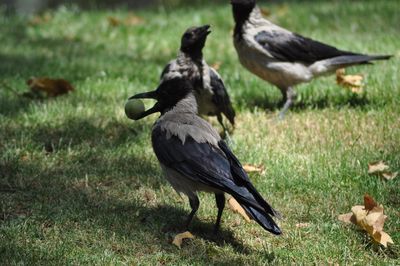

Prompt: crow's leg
xmin=185 ymin=196 xmax=200 ymax=231
xmin=214 ymin=193 xmax=225 ymax=233
xmin=278 ymin=87 xmax=287 ymax=107
xmin=217 ymin=113 xmax=227 ymax=132
xmin=279 ymin=86 xmax=296 ymax=119
xmin=217 ymin=113 xmax=229 ymax=139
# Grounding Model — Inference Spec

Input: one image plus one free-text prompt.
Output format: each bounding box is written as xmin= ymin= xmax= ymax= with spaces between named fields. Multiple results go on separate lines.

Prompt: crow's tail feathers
xmin=240 ymin=202 xmax=282 ymax=235
xmin=328 ymin=54 xmax=392 ymax=67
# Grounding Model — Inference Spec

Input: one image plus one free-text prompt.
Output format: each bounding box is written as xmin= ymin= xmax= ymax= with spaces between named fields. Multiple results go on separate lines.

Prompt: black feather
xmin=160 ymin=63 xmax=172 ymax=79
xmin=210 ymin=69 xmax=236 ymax=125
xmin=254 ymin=30 xmax=358 ymax=63
xmin=241 ymin=204 xmax=281 ymax=235
xmin=218 ymin=141 xmax=280 ymax=218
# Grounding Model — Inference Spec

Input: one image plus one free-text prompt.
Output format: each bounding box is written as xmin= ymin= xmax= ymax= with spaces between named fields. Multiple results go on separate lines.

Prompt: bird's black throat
xmin=232 ymin=7 xmax=253 ymax=38
xmin=181 ymin=45 xmax=204 ymax=62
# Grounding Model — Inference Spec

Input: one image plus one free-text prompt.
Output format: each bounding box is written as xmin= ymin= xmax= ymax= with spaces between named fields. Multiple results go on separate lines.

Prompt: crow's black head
xmin=128 ymin=78 xmax=193 ymax=119
xmin=231 ymin=0 xmax=256 ymax=25
xmin=180 ymin=25 xmax=211 ymax=59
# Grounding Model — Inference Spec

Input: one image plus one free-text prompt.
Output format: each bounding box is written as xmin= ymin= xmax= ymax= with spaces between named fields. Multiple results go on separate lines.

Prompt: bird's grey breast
xmin=234 ymin=29 xmax=312 ymax=87
xmin=153 ymin=111 xmax=220 ymax=148
xmin=195 ymin=62 xmax=217 ymax=116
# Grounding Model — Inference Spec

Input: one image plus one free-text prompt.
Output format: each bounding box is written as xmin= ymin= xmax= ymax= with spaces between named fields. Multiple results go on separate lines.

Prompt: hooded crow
xmin=231 ymin=0 xmax=392 ymax=117
xmin=160 ymin=25 xmax=236 ymax=132
xmin=129 ymin=78 xmax=281 ymax=235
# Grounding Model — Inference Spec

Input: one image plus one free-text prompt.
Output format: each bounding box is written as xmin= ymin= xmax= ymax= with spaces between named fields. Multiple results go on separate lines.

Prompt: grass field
xmin=1 ymin=0 xmax=399 ymax=264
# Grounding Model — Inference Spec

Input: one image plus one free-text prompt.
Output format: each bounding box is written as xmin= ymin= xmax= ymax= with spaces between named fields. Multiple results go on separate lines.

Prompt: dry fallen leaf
xmin=373 ymin=231 xmax=394 ymax=248
xmin=338 ymin=194 xmax=394 ymax=247
xmin=260 ymin=7 xmax=271 ymax=17
xmin=172 ymin=231 xmax=194 ymax=248
xmin=29 ymin=13 xmax=52 ymax=25
xmin=337 ymin=212 xmax=355 ymax=224
xmin=336 ymin=68 xmax=364 ymax=94
xmin=211 ymin=61 xmax=222 ymax=71
xmin=364 ymin=193 xmax=378 ymax=211
xmin=276 ymin=5 xmax=289 ymax=17
xmin=382 ymin=172 xmax=398 ymax=180
xmin=227 ymin=196 xmax=251 ymax=222
xmin=243 ymin=164 xmax=264 ymax=173
xmin=108 ymin=16 xmax=121 ymax=27
xmin=368 ymin=161 xmax=397 ymax=181
xmin=26 ymin=77 xmax=74 ymax=98
xmin=108 ymin=14 xmax=144 ymax=27
xmin=368 ymin=161 xmax=390 ymax=174
xmin=295 ymin=222 xmax=310 ymax=228
xmin=125 ymin=14 xmax=145 ymax=26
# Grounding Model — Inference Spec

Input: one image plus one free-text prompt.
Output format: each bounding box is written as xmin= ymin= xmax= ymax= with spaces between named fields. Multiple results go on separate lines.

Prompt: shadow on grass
xmin=1 ymin=156 xmax=254 ymax=262
xmin=240 ymin=89 xmax=370 ymax=112
xmin=0 ymin=118 xmax=258 ymax=262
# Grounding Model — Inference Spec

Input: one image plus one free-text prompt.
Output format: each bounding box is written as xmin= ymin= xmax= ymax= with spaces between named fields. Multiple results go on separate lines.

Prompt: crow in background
xmin=231 ymin=0 xmax=391 ymax=118
xmin=160 ymin=25 xmax=235 ymax=132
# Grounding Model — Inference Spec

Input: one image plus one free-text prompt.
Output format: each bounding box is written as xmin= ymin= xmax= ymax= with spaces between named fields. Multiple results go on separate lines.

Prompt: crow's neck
xmin=169 ymin=93 xmax=198 ymax=115
xmin=233 ymin=7 xmax=252 ymax=38
xmin=234 ymin=6 xmax=265 ymax=39
xmin=177 ymin=51 xmax=204 ymax=73
xmin=181 ymin=50 xmax=203 ymax=63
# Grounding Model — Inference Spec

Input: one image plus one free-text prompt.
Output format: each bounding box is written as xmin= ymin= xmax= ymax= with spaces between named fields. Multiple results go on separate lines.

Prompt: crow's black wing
xmin=152 ymin=127 xmax=281 ymax=234
xmin=152 ymin=127 xmax=243 ymax=196
xmin=209 ymin=68 xmax=235 ymax=125
xmin=160 ymin=63 xmax=172 ymax=79
xmin=254 ymin=30 xmax=357 ymax=64
xmin=218 ymin=141 xmax=280 ymax=218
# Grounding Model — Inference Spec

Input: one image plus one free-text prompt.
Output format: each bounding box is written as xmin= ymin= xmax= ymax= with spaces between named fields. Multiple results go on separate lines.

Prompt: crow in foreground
xmin=231 ymin=0 xmax=391 ymax=118
xmin=129 ymin=78 xmax=281 ymax=235
xmin=160 ymin=25 xmax=235 ymax=132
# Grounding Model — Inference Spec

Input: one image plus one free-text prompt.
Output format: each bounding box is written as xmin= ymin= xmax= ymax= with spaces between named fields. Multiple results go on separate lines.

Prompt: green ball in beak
xmin=125 ymin=99 xmax=145 ymax=120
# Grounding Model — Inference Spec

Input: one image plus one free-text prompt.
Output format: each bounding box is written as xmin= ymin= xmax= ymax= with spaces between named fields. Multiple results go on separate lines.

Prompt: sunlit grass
xmin=1 ymin=1 xmax=399 ymax=264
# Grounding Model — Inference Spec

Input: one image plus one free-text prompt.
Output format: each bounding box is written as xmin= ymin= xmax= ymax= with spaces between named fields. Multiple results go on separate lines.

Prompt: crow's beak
xmin=129 ymin=90 xmax=157 ymax=100
xmin=128 ymin=90 xmax=161 ymax=120
xmin=198 ymin=24 xmax=211 ymax=37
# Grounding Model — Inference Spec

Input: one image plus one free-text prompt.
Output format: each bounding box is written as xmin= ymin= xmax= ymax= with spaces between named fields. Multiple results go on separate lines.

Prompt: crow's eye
xmin=183 ymin=32 xmax=193 ymax=39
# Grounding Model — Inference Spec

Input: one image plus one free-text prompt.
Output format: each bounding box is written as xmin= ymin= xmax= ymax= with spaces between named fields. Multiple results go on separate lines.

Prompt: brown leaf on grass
xmin=108 ymin=16 xmax=121 ymax=26
xmin=243 ymin=164 xmax=264 ymax=173
xmin=368 ymin=161 xmax=397 ymax=181
xmin=338 ymin=194 xmax=394 ymax=247
xmin=295 ymin=222 xmax=310 ymax=228
xmin=337 ymin=212 xmax=356 ymax=224
xmin=260 ymin=7 xmax=271 ymax=16
xmin=172 ymin=231 xmax=194 ymax=248
xmin=29 ymin=13 xmax=52 ymax=25
xmin=261 ymin=5 xmax=288 ymax=19
xmin=373 ymin=231 xmax=394 ymax=248
xmin=211 ymin=61 xmax=222 ymax=71
xmin=108 ymin=14 xmax=144 ymax=27
xmin=382 ymin=172 xmax=398 ymax=180
xmin=364 ymin=193 xmax=378 ymax=211
xmin=276 ymin=5 xmax=289 ymax=17
xmin=368 ymin=161 xmax=390 ymax=174
xmin=125 ymin=14 xmax=145 ymax=26
xmin=336 ymin=68 xmax=364 ymax=94
xmin=227 ymin=196 xmax=251 ymax=222
xmin=26 ymin=77 xmax=74 ymax=98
